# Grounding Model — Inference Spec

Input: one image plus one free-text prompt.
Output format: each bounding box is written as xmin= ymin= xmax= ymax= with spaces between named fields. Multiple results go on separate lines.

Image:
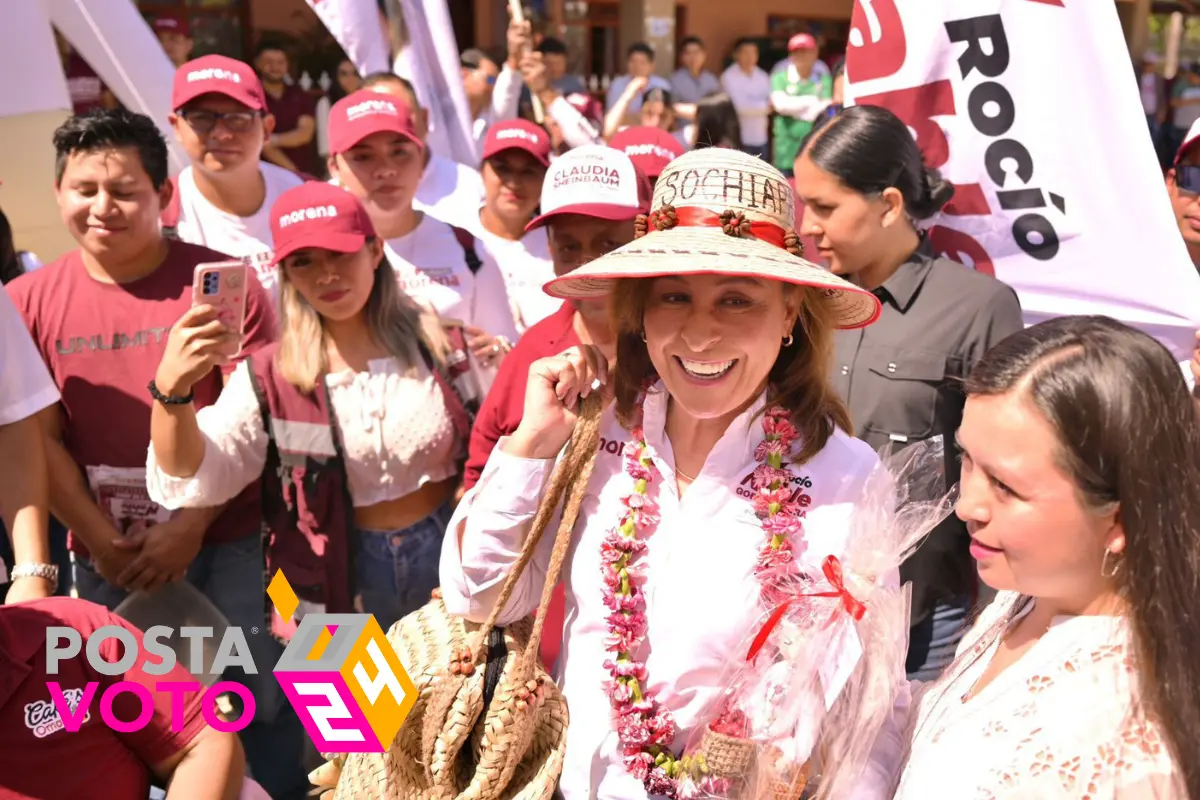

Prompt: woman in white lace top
xmin=145 ymin=182 xmax=483 ymax=635
xmin=864 ymin=316 xmax=1199 ymax=799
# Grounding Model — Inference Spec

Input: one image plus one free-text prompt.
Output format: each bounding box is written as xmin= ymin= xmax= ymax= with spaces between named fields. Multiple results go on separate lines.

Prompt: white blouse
xmin=146 ymin=355 xmax=460 ymax=510
xmin=883 ymin=592 xmax=1183 ymax=800
xmin=440 ymin=385 xmax=891 ymax=800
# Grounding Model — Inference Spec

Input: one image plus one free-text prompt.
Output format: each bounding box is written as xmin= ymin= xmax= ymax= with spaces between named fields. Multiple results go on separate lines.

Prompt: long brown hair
xmin=609 ymin=278 xmax=852 ymax=465
xmin=966 ymin=315 xmax=1200 ymax=797
xmin=276 ymin=240 xmax=452 ymax=392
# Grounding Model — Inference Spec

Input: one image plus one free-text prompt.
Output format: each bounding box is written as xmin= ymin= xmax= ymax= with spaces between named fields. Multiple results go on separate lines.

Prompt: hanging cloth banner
xmin=305 ymin=0 xmax=391 ymax=78
xmin=844 ymin=0 xmax=1200 ymax=360
xmin=390 ymin=0 xmax=477 ymax=166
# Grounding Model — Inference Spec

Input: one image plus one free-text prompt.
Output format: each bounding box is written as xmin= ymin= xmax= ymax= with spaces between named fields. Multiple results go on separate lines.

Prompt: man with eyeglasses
xmin=167 ymin=55 xmax=304 ymax=299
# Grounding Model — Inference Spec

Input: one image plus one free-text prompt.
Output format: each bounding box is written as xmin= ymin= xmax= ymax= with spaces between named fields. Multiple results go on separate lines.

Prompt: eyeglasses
xmin=1177 ymin=164 xmax=1200 ymax=194
xmin=178 ymin=109 xmax=262 ymax=135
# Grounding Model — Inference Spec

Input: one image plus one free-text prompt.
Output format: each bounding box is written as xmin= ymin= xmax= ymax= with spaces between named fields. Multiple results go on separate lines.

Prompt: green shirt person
xmin=770 ymin=33 xmax=833 ymax=174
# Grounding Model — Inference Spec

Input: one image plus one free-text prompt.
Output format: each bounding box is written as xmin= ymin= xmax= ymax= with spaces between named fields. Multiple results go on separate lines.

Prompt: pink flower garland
xmin=601 ymin=401 xmax=803 ymax=798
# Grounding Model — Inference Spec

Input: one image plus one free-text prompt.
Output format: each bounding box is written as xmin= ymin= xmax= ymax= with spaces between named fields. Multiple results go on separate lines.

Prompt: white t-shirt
xmin=721 ymin=65 xmax=773 ymax=147
xmin=0 ymin=286 xmax=60 ymax=426
xmin=474 ymin=225 xmax=560 ymax=335
xmin=414 ymin=154 xmax=486 ymax=231
xmin=173 ymin=163 xmax=305 ymax=297
xmin=384 ymin=214 xmax=519 ymax=346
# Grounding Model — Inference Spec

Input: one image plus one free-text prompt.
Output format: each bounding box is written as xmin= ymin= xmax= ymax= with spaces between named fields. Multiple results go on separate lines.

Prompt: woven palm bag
xmin=319 ymin=395 xmax=604 ymax=800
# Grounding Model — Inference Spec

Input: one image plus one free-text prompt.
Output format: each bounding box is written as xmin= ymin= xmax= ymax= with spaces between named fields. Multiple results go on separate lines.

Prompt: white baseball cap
xmin=1178 ymin=118 xmax=1200 ymax=164
xmin=526 ymin=144 xmax=650 ymax=232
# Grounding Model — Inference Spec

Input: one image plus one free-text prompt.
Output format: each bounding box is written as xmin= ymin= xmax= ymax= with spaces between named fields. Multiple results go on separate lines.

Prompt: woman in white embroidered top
xmin=325 ymin=87 xmax=519 ymax=385
xmin=145 ymin=182 xmax=482 ymax=632
xmin=440 ymin=148 xmax=889 ymax=800
xmin=865 ymin=316 xmax=1199 ymax=799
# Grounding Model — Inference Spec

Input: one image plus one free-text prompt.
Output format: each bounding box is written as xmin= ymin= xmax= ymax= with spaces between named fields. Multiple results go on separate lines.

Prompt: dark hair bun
xmin=910 ymin=168 xmax=954 ymax=220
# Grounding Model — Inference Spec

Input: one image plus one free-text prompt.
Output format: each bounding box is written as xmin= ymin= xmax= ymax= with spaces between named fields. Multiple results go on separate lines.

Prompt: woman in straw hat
xmin=440 ymin=147 xmax=890 ymax=799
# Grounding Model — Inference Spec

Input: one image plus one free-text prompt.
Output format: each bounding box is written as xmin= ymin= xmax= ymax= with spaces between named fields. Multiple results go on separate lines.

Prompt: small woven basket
xmin=697 ymin=727 xmax=757 ymax=778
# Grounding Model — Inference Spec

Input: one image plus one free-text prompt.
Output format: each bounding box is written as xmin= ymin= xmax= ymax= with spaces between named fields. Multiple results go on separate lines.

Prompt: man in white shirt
xmin=0 ymin=287 xmax=61 ymax=603
xmin=721 ymin=37 xmax=772 ymax=160
xmin=359 ymin=72 xmax=487 ymax=231
xmin=461 ymin=42 xmax=523 ymax=155
xmin=167 ymin=55 xmax=304 ymax=298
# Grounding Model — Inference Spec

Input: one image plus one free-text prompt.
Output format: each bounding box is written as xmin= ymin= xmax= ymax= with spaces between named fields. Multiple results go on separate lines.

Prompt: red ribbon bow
xmin=672 ymin=207 xmax=788 ymax=249
xmin=745 ymin=555 xmax=867 ymax=662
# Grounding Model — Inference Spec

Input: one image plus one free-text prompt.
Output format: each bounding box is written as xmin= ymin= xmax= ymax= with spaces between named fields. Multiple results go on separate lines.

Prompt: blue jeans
xmin=355 ymin=500 xmax=453 ymax=632
xmin=75 ymin=535 xmax=310 ymax=800
xmin=905 ymin=594 xmax=972 ymax=682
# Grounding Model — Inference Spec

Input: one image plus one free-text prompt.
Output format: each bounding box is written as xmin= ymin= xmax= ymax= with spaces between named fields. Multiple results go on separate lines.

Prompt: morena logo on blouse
xmin=41 ymin=570 xmax=416 ymax=752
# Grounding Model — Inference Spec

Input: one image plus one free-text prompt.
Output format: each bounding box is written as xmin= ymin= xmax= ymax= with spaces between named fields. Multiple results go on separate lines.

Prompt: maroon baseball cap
xmin=270 ymin=182 xmax=377 ymax=265
xmin=788 ymin=33 xmax=818 ymax=52
xmin=153 ymin=13 xmax=190 ymax=37
xmin=609 ymin=127 xmax=685 ymax=179
xmin=173 ymin=55 xmax=265 ymax=111
xmin=329 ymin=89 xmax=424 ymax=155
xmin=482 ymin=120 xmax=551 ymax=167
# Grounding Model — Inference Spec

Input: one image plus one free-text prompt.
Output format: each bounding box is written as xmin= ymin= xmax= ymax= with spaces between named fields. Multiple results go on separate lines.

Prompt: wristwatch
xmin=10 ymin=563 xmax=58 ymax=584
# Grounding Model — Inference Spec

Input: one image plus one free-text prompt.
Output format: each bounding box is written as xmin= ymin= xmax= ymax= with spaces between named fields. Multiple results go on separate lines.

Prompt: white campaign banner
xmin=391 ymin=0 xmax=476 ymax=166
xmin=306 ymin=0 xmax=391 ymax=77
xmin=844 ymin=0 xmax=1200 ymax=360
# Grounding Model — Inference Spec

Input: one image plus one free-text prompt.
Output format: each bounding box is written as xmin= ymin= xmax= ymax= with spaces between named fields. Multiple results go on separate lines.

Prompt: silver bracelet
xmin=10 ymin=563 xmax=59 ymax=584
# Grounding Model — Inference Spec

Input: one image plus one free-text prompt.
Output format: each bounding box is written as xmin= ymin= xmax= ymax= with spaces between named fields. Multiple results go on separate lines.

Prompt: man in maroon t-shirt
xmin=0 ymin=597 xmax=243 ymax=799
xmin=254 ymin=43 xmax=318 ymax=176
xmin=7 ymin=109 xmax=308 ymax=800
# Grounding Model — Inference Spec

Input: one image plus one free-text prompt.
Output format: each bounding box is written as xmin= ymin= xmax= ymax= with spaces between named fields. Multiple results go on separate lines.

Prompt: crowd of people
xmin=0 ymin=12 xmax=1197 ymax=800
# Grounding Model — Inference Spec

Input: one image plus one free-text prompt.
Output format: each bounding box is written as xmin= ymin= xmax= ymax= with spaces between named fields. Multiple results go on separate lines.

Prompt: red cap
xmin=788 ymin=33 xmax=818 ymax=52
xmin=608 ymin=127 xmax=685 ymax=179
xmin=173 ymin=55 xmax=265 ymax=111
xmin=482 ymin=120 xmax=551 ymax=167
xmin=270 ymin=182 xmax=377 ymax=265
xmin=329 ymin=89 xmax=424 ymax=155
xmin=153 ymin=13 xmax=190 ymax=37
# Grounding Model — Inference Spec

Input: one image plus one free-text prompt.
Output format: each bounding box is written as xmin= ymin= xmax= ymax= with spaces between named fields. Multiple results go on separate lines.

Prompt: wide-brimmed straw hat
xmin=543 ymin=148 xmax=881 ymax=329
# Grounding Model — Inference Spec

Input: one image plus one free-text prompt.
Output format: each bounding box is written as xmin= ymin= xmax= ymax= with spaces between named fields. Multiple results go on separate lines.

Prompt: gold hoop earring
xmin=1100 ymin=549 xmax=1122 ymax=579
xmin=783 ymin=333 xmax=794 ymax=347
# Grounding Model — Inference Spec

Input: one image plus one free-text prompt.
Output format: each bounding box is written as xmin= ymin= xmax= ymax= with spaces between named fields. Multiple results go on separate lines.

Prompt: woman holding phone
xmin=146 ymin=182 xmax=483 ymax=633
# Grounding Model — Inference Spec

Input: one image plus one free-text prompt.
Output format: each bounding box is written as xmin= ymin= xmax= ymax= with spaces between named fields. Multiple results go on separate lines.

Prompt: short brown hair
xmin=609 ymin=278 xmax=852 ymax=465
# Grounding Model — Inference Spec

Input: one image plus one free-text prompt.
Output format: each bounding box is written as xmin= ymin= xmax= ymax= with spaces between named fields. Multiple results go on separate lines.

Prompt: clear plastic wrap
xmin=673 ymin=437 xmax=958 ymax=800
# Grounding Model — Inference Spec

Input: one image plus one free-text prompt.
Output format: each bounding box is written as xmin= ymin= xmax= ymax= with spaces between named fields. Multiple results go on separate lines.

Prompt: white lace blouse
xmin=881 ymin=591 xmax=1183 ymax=800
xmin=145 ymin=355 xmax=460 ymax=510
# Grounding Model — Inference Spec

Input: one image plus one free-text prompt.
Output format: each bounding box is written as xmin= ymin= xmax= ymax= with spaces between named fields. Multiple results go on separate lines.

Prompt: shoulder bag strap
xmin=451 ymin=226 xmax=483 ymax=275
xmin=472 ymin=393 xmax=604 ymax=671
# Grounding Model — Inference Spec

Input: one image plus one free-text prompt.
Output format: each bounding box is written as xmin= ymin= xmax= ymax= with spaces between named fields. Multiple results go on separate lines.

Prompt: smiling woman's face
xmin=641 ymin=273 xmax=798 ymax=420
xmin=955 ymin=390 xmax=1124 ymax=603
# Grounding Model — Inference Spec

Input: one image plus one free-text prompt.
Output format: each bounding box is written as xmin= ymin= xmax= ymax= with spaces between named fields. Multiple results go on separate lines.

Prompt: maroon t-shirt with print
xmin=64 ymin=53 xmax=109 ymax=116
xmin=265 ymin=84 xmax=319 ymax=176
xmin=6 ymin=239 xmax=277 ymax=555
xmin=0 ymin=597 xmax=209 ymax=800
